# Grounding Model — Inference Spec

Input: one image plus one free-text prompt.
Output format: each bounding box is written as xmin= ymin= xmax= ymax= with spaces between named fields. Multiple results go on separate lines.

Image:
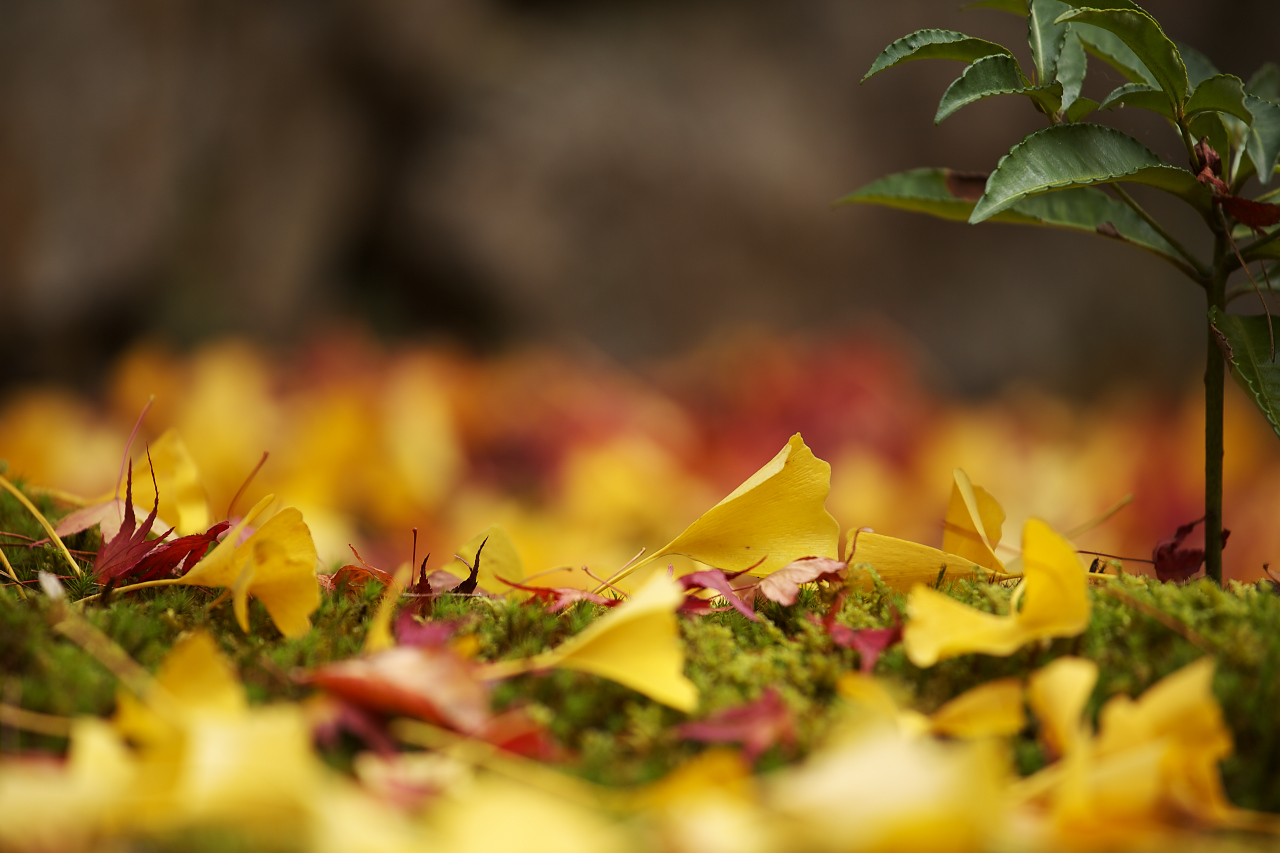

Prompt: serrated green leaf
xmin=1057 ymin=8 xmax=1187 ymax=113
xmin=935 ymin=55 xmax=1062 ymax=123
xmin=963 ymin=0 xmax=1027 ymax=13
xmin=971 ymin=124 xmax=1210 ymax=223
xmin=837 ymin=167 xmax=1181 ymax=261
xmin=1029 ymin=0 xmax=1071 ymax=84
xmin=1073 ymin=23 xmax=1152 ymax=84
xmin=1246 ymin=94 xmax=1280 ymax=187
xmin=1175 ymin=41 xmax=1219 ymax=88
xmin=1209 ymin=307 xmax=1280 ymax=440
xmin=1056 ymin=28 xmax=1088 ymax=110
xmin=1247 ymin=62 xmax=1280 ymax=104
xmin=863 ymin=30 xmax=1014 ymax=82
xmin=1065 ymin=96 xmax=1100 ymax=122
xmin=1186 ymin=74 xmax=1251 ymax=123
xmin=1100 ymin=82 xmax=1173 ymax=119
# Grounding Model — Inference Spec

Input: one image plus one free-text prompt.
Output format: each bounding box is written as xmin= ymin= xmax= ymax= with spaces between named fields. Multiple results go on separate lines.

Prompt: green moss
xmin=3 ymin=479 xmax=1280 ymax=809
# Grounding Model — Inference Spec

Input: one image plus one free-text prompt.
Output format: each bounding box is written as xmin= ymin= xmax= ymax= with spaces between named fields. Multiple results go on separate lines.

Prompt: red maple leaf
xmin=811 ymin=591 xmax=903 ymax=673
xmin=675 ymin=688 xmax=796 ymax=762
xmin=494 ymin=576 xmax=621 ymax=611
xmin=130 ymin=521 xmax=230 ymax=583
xmin=1153 ymin=518 xmax=1231 ymax=583
xmin=677 ymin=569 xmax=759 ymax=621
xmin=92 ymin=461 xmax=170 ymax=583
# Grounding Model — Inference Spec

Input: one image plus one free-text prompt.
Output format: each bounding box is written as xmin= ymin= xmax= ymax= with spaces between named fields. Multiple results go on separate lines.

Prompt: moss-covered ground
xmin=3 ymin=480 xmax=1280 ymax=813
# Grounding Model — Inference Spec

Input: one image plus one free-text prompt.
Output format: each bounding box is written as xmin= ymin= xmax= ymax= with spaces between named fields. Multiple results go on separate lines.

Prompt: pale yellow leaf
xmin=929 ymin=677 xmax=1026 ymax=739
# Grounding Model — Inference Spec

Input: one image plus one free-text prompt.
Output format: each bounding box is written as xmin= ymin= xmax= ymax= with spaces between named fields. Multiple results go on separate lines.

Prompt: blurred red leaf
xmin=303 ymin=646 xmax=491 ymax=735
xmin=1222 ymin=195 xmax=1280 ymax=232
xmin=675 ymin=688 xmax=795 ymax=761
xmin=1153 ymin=518 xmax=1231 ymax=583
xmin=494 ymin=576 xmax=621 ymax=611
xmin=810 ymin=591 xmax=903 ymax=673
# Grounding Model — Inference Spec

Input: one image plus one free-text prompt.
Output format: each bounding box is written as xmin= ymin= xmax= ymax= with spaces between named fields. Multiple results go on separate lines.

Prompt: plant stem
xmin=1204 ymin=232 xmax=1229 ymax=585
xmin=1110 ymin=185 xmax=1209 ymax=281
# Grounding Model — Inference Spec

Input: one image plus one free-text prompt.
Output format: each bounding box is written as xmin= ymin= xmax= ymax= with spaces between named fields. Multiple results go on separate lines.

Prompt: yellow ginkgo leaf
xmin=928 ymin=677 xmax=1026 ymax=739
xmin=122 ymin=429 xmax=210 ymax=536
xmin=448 ymin=524 xmax=526 ymax=596
xmin=845 ymin=531 xmax=1001 ymax=592
xmin=903 ymin=518 xmax=1090 ymax=667
xmin=483 ymin=572 xmax=699 ymax=712
xmin=363 ymin=562 xmax=411 ymax=654
xmin=615 ymin=434 xmax=838 ymax=586
xmin=942 ymin=468 xmax=1004 ymax=572
xmin=115 ymin=631 xmax=247 ymax=745
xmin=1028 ymin=656 xmax=1097 ymax=760
xmin=140 ymin=495 xmax=320 ymax=638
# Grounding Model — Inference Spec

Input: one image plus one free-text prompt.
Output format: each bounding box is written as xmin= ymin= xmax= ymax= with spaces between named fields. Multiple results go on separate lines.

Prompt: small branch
xmin=0 ymin=475 xmax=83 ymax=578
xmin=1110 ymin=185 xmax=1209 ymax=281
xmin=1221 ymin=208 xmax=1275 ymax=358
xmin=0 ymin=546 xmax=27 ymax=600
xmin=1096 ymin=583 xmax=1215 ymax=652
xmin=1226 ymin=263 xmax=1280 ymax=303
xmin=0 ymin=703 xmax=72 ymax=737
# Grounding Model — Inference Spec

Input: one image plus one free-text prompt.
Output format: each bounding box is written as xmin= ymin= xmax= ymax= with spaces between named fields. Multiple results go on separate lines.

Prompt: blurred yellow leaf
xmin=942 ymin=468 xmax=1004 ymax=572
xmin=122 ymin=429 xmax=210 ymax=536
xmin=448 ymin=524 xmax=526 ymax=596
xmin=928 ymin=678 xmax=1025 ymax=739
xmin=1028 ymin=656 xmax=1097 ymax=760
xmin=903 ymin=519 xmax=1090 ymax=667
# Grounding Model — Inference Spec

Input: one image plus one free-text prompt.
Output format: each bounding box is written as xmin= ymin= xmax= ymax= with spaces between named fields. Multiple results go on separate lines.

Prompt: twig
xmin=1096 ymin=583 xmax=1215 ymax=652
xmin=0 ymin=702 xmax=73 ymax=737
xmin=1064 ymin=494 xmax=1133 ymax=539
xmin=1111 ymin=185 xmax=1210 ymax=280
xmin=0 ymin=546 xmax=27 ymax=600
xmin=1221 ymin=208 xmax=1275 ymax=358
xmin=0 ymin=475 xmax=83 ymax=578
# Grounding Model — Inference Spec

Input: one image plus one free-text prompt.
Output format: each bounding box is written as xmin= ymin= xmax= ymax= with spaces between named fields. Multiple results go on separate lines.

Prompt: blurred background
xmin=2 ymin=0 xmax=1278 ymax=395
xmin=3 ymin=0 xmax=1280 ymax=583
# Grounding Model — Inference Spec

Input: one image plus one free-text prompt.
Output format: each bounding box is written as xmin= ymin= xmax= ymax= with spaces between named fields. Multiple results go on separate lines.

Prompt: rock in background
xmin=1 ymin=0 xmax=1277 ymax=396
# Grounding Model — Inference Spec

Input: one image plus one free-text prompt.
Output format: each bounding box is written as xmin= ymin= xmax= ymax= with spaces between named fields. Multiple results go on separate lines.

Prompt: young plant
xmin=846 ymin=0 xmax=1280 ymax=583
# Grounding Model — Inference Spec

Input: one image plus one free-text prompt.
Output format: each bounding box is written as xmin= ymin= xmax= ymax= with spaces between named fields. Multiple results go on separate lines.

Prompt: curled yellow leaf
xmin=903 ymin=518 xmax=1090 ymax=667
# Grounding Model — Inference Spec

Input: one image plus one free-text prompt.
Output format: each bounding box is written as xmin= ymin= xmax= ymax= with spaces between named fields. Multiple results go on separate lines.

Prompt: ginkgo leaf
xmin=1027 ymin=656 xmax=1098 ymax=759
xmin=483 ymin=572 xmax=699 ymax=712
xmin=903 ymin=518 xmax=1090 ymax=666
xmin=364 ymin=562 xmax=411 ymax=654
xmin=928 ymin=678 xmax=1026 ymax=739
xmin=135 ymin=495 xmax=322 ymax=638
xmin=618 ymin=434 xmax=839 ymax=585
xmin=942 ymin=468 xmax=1005 ymax=572
xmin=845 ymin=531 xmax=1002 ymax=591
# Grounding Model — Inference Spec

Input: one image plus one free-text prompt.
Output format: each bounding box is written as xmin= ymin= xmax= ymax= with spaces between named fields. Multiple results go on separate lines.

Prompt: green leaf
xmin=1029 ymin=0 xmax=1071 ymax=83
xmin=1186 ymin=74 xmax=1252 ymax=123
xmin=1247 ymin=62 xmax=1280 ymax=104
xmin=1175 ymin=41 xmax=1219 ymax=88
xmin=971 ymin=123 xmax=1210 ymax=223
xmin=1209 ymin=306 xmax=1280 ymax=440
xmin=935 ymin=55 xmax=1062 ymax=123
xmin=863 ymin=30 xmax=1015 ymax=82
xmin=1073 ymin=23 xmax=1152 ymax=84
xmin=1056 ymin=28 xmax=1088 ymax=110
xmin=962 ymin=0 xmax=1027 ymax=13
xmin=1246 ymin=95 xmax=1280 ymax=187
xmin=837 ymin=168 xmax=1181 ymax=260
xmin=1056 ymin=8 xmax=1188 ymax=114
xmin=1100 ymin=82 xmax=1173 ymax=119
xmin=1065 ymin=96 xmax=1100 ymax=122
xmin=1242 ymin=226 xmax=1280 ymax=262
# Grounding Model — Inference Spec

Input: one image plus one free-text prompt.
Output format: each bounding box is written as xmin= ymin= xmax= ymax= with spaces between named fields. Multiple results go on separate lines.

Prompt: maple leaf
xmin=494 ymin=575 xmax=620 ymax=611
xmin=818 ymin=592 xmax=903 ymax=673
xmin=676 ymin=688 xmax=795 ymax=761
xmin=130 ymin=521 xmax=231 ymax=583
xmin=677 ymin=568 xmax=758 ymax=621
xmin=754 ymin=556 xmax=846 ymax=606
xmin=303 ymin=645 xmax=492 ymax=735
xmin=1153 ymin=517 xmax=1231 ymax=583
xmin=91 ymin=462 xmax=171 ymax=583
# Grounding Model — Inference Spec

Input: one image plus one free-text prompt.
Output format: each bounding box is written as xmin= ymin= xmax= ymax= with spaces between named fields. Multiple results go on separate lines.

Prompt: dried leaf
xmin=677 ymin=569 xmax=758 ymax=621
xmin=755 ymin=556 xmax=846 ymax=606
xmin=675 ymin=689 xmax=795 ymax=761
xmin=1153 ymin=518 xmax=1231 ymax=583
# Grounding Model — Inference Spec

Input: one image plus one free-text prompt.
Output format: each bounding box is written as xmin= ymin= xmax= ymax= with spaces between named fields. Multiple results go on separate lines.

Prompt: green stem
xmin=1110 ymin=185 xmax=1209 ymax=282
xmin=1204 ymin=232 xmax=1228 ymax=586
